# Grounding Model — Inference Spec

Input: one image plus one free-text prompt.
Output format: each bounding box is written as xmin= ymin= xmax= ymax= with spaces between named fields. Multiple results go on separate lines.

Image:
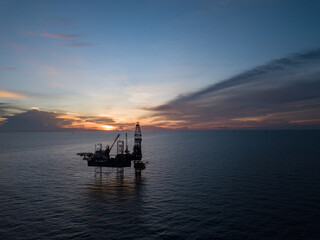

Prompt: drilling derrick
xmin=133 ymin=122 xmax=142 ymax=160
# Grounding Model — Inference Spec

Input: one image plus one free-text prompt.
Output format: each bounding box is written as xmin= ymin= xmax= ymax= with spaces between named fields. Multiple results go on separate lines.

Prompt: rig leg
xmin=135 ymin=168 xmax=141 ymax=177
xmin=117 ymin=168 xmax=124 ymax=177
xmin=95 ymin=167 xmax=103 ymax=178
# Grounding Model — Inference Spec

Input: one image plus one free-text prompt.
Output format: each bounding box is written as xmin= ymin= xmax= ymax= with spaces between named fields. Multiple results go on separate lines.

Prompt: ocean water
xmin=0 ymin=130 xmax=319 ymax=239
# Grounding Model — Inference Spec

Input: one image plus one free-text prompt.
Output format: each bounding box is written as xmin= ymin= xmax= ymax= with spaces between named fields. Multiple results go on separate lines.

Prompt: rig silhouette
xmin=77 ymin=122 xmax=146 ymax=175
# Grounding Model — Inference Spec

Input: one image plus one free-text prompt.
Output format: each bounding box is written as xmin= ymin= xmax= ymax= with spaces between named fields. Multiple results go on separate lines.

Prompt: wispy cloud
xmin=40 ymin=32 xmax=82 ymax=39
xmin=0 ymin=90 xmax=28 ymax=99
xmin=150 ymin=49 xmax=320 ymax=129
xmin=60 ymin=42 xmax=91 ymax=47
xmin=0 ymin=103 xmax=27 ymax=117
xmin=3 ymin=67 xmax=18 ymax=71
xmin=53 ymin=18 xmax=80 ymax=26
xmin=30 ymin=31 xmax=91 ymax=47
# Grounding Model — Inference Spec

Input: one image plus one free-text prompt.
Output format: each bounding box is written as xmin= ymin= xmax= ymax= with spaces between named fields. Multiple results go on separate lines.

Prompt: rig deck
xmin=77 ymin=122 xmax=146 ymax=173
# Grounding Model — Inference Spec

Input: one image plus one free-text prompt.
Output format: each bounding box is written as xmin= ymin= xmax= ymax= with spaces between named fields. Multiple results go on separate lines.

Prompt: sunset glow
xmin=1 ymin=1 xmax=320 ymax=131
xmin=102 ymin=125 xmax=116 ymax=131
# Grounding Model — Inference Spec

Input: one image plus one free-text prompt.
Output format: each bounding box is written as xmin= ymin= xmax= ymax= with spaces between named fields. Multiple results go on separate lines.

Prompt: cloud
xmin=0 ymin=103 xmax=26 ymax=117
xmin=150 ymin=49 xmax=320 ymax=129
xmin=40 ymin=32 xmax=82 ymax=39
xmin=0 ymin=109 xmax=119 ymax=131
xmin=0 ymin=90 xmax=28 ymax=99
xmin=0 ymin=110 xmax=119 ymax=132
xmin=60 ymin=42 xmax=91 ymax=47
xmin=53 ymin=18 xmax=80 ymax=26
xmin=0 ymin=109 xmax=74 ymax=131
xmin=34 ymin=31 xmax=91 ymax=47
xmin=0 ymin=108 xmax=168 ymax=132
xmin=3 ymin=67 xmax=18 ymax=71
xmin=81 ymin=116 xmax=115 ymax=124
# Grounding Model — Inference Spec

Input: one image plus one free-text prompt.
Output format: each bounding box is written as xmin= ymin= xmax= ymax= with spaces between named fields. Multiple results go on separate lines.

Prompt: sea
xmin=0 ymin=130 xmax=319 ymax=239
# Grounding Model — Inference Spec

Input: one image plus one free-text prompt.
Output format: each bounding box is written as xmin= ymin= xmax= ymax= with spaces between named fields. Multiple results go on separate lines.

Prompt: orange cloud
xmin=55 ymin=113 xmax=118 ymax=130
xmin=0 ymin=108 xmax=178 ymax=132
xmin=0 ymin=90 xmax=28 ymax=99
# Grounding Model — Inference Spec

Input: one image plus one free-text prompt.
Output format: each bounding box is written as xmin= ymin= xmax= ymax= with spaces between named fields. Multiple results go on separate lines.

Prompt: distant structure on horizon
xmin=77 ymin=122 xmax=146 ymax=175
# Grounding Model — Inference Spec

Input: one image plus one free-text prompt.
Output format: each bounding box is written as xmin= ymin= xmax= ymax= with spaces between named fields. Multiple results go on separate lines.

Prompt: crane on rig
xmin=105 ymin=134 xmax=120 ymax=156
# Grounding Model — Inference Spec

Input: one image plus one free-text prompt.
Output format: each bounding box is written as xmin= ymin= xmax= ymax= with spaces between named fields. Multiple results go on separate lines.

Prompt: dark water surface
xmin=0 ymin=130 xmax=320 ymax=239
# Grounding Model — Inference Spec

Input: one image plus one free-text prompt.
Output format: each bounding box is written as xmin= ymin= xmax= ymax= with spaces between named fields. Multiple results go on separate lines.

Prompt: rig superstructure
xmin=77 ymin=122 xmax=146 ymax=174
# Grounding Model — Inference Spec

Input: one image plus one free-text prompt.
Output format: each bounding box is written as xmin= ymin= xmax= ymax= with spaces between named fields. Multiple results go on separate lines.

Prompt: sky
xmin=1 ymin=0 xmax=320 ymax=131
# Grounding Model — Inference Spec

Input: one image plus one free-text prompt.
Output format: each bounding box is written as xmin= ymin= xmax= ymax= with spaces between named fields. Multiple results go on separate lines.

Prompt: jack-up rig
xmin=77 ymin=122 xmax=146 ymax=175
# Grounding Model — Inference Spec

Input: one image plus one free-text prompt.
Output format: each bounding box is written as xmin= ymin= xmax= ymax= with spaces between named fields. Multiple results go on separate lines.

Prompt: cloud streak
xmin=34 ymin=31 xmax=91 ymax=47
xmin=40 ymin=32 xmax=82 ymax=39
xmin=150 ymin=49 xmax=320 ymax=129
xmin=0 ymin=90 xmax=28 ymax=99
xmin=0 ymin=103 xmax=27 ymax=117
xmin=53 ymin=18 xmax=80 ymax=26
xmin=60 ymin=42 xmax=91 ymax=47
xmin=3 ymin=67 xmax=18 ymax=71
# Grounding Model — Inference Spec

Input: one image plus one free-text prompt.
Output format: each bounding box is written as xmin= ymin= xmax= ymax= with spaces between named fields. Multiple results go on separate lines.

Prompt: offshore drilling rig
xmin=77 ymin=122 xmax=146 ymax=175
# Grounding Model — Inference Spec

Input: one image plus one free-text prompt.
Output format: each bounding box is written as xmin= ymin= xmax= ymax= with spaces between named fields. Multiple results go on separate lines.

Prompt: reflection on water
xmin=1 ymin=131 xmax=320 ymax=239
xmin=85 ymin=172 xmax=146 ymax=216
xmin=80 ymin=173 xmax=149 ymax=238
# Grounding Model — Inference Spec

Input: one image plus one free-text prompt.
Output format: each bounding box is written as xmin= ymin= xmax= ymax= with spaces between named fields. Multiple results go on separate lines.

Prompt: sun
xmin=102 ymin=125 xmax=116 ymax=131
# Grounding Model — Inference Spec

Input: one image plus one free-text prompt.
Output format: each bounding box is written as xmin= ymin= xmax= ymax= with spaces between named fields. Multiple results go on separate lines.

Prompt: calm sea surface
xmin=0 ymin=130 xmax=319 ymax=239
